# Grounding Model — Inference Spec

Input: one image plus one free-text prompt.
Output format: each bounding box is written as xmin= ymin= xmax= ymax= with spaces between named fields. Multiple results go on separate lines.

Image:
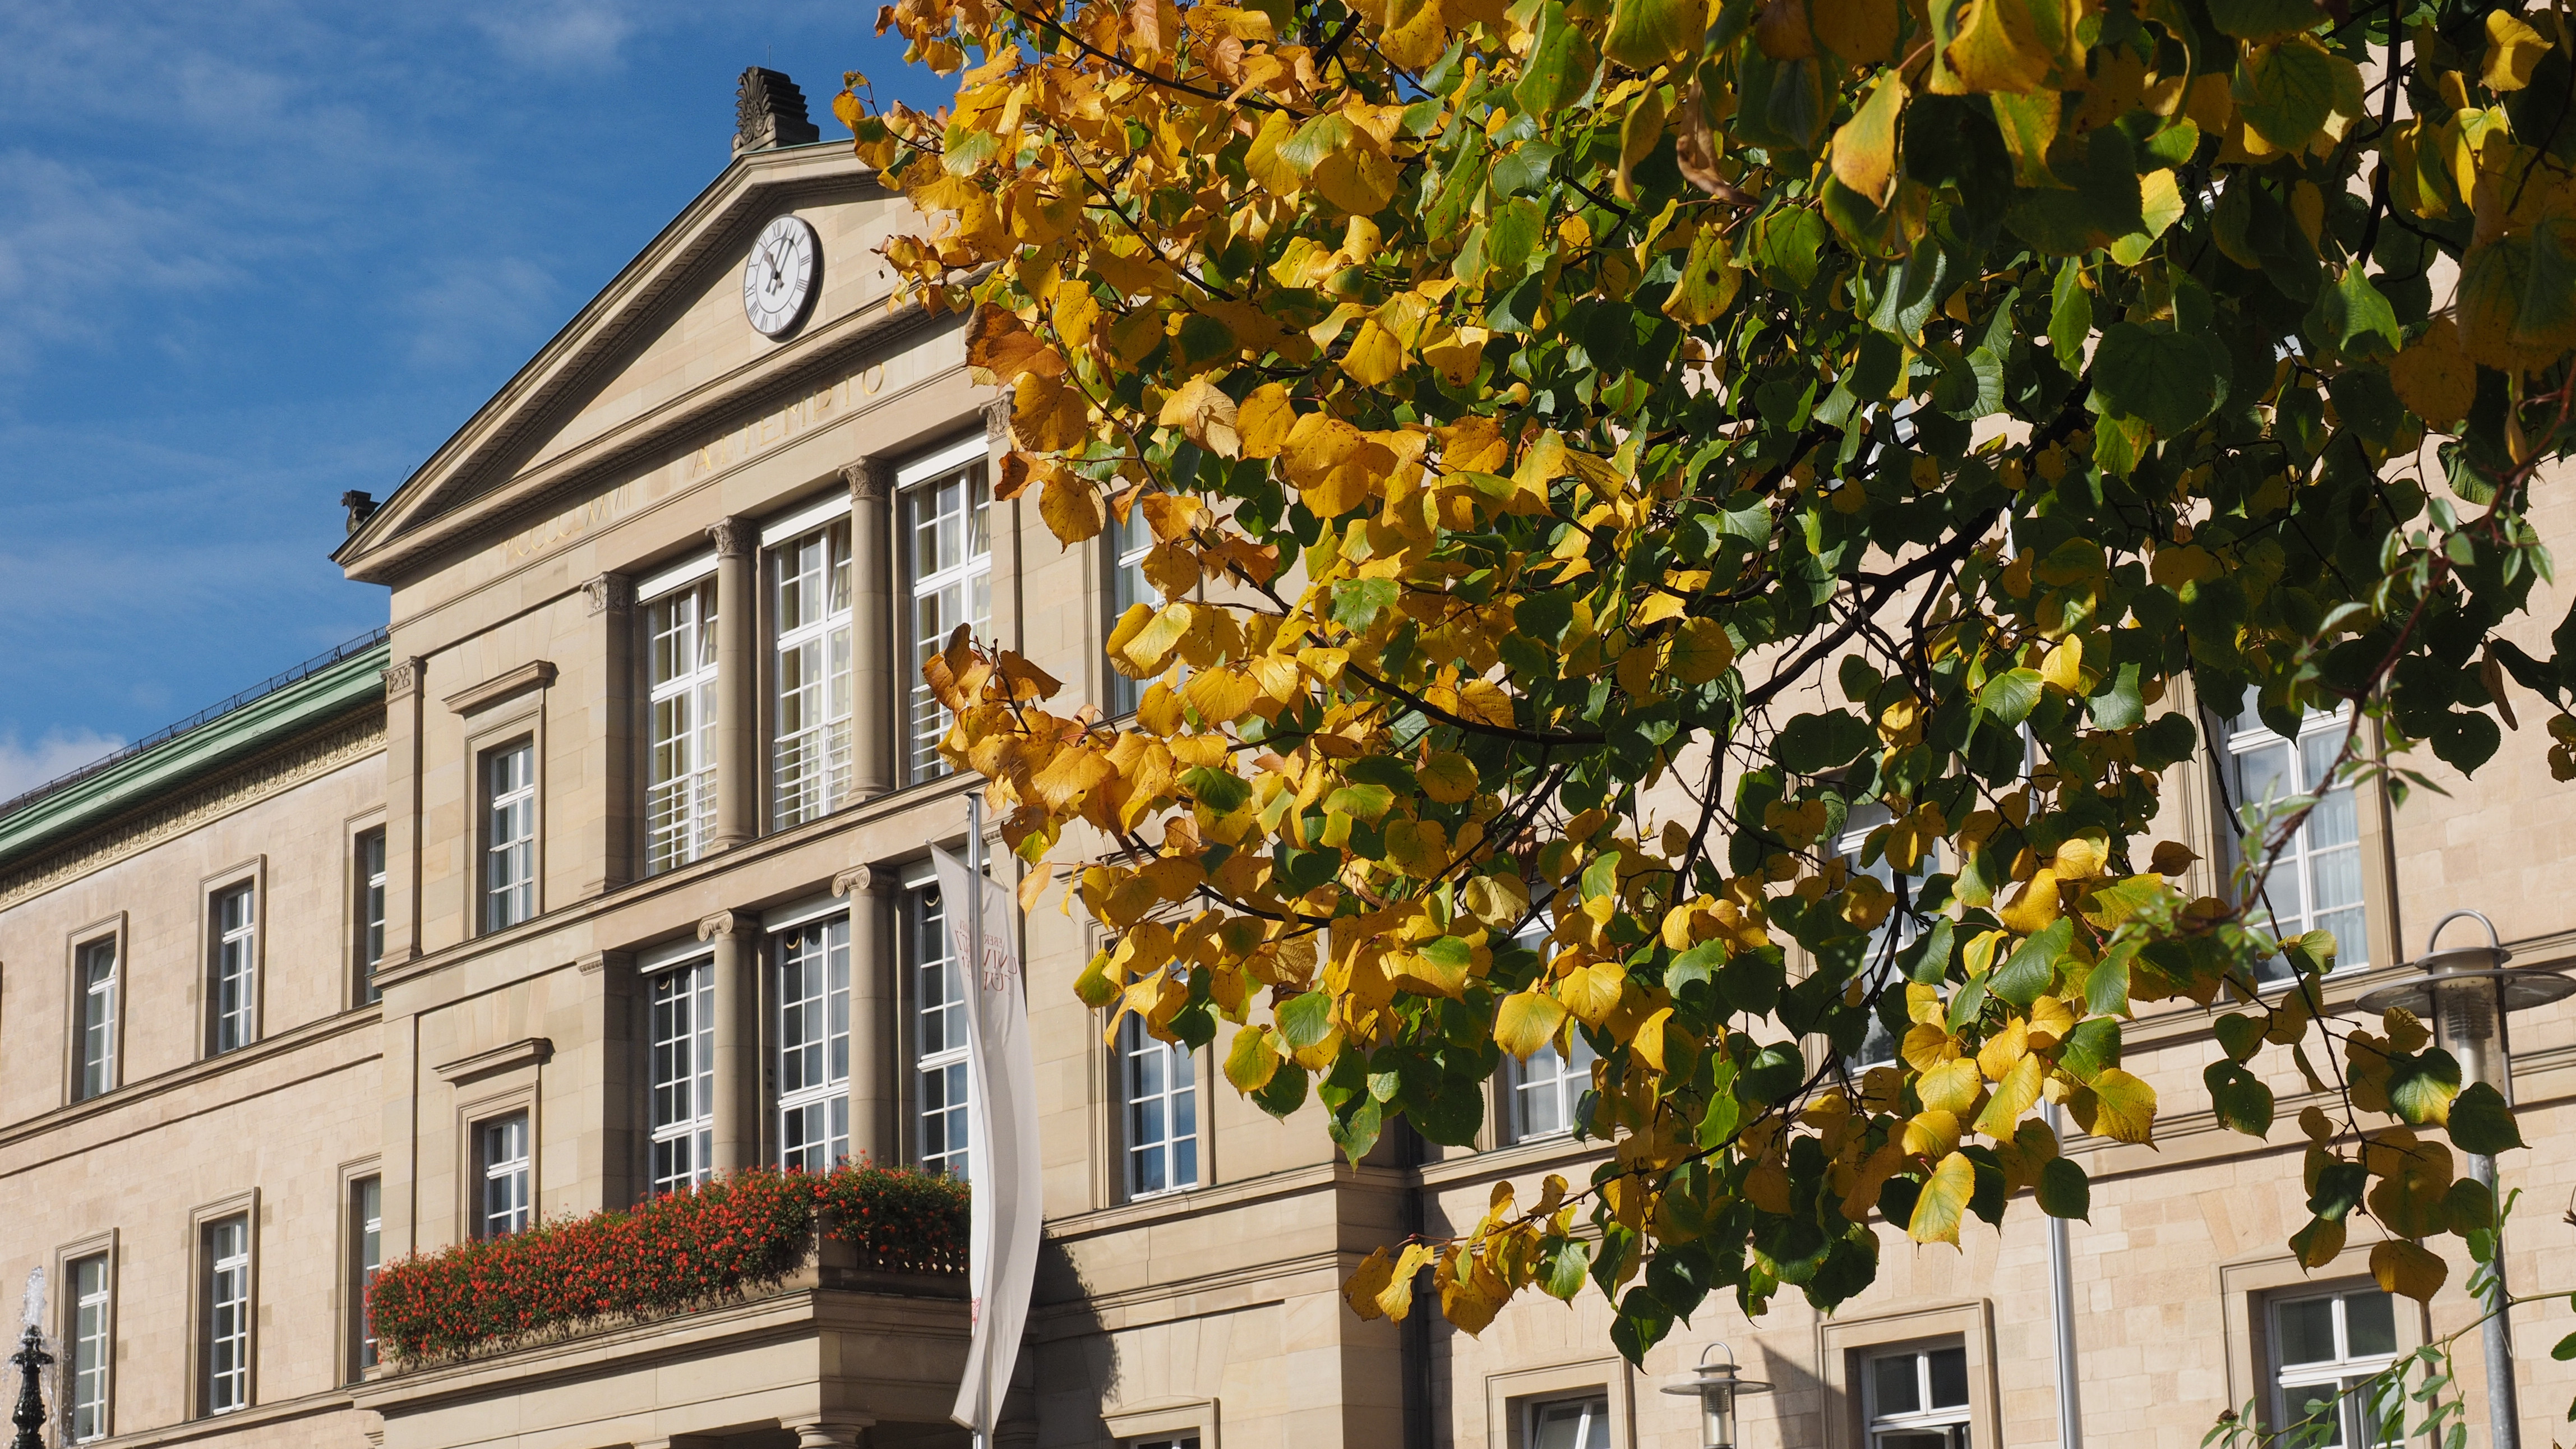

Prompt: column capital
xmin=981 ymin=396 xmax=1013 ymax=447
xmin=382 ymin=656 xmax=427 ymax=699
xmin=782 ymin=1421 xmax=873 ymax=1449
xmin=842 ymin=457 xmax=895 ymax=502
xmin=831 ymin=863 xmax=900 ymax=898
xmin=583 ymin=573 xmax=636 ymax=616
xmin=707 ymin=515 xmax=757 ymax=559
xmin=697 ymin=910 xmax=747 ymax=942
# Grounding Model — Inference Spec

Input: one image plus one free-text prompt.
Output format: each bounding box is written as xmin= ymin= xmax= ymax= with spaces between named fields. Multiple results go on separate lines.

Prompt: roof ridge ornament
xmin=735 ymin=67 xmax=821 ymax=154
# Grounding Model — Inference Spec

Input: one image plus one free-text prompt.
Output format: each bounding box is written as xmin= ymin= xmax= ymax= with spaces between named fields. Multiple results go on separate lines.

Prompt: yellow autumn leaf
xmin=1236 ymin=383 xmax=1296 ymax=458
xmin=1998 ymin=867 xmax=2063 ymax=934
xmin=2370 ymin=1239 xmax=2448 ymax=1302
xmin=2388 ymin=317 xmax=2478 ymax=430
xmin=2081 ymin=1067 xmax=2158 ymax=1143
xmin=2039 ymin=635 xmax=2083 ymax=693
xmin=1039 ymin=468 xmax=1105 ymax=543
xmin=1909 ymin=1151 xmax=1977 ymax=1244
xmin=1811 ymin=0 xmax=1898 ymax=60
xmin=1632 ymin=1006 xmax=1675 ymax=1071
xmin=1973 ymin=1051 xmax=2046 ymax=1138
xmin=1494 ymin=990 xmax=1569 ymax=1059
xmin=1919 ymin=1057 xmax=1986 ymax=1115
xmin=2482 ymin=8 xmax=2547 ymax=91
xmin=1831 ymin=75 xmax=1907 ymax=207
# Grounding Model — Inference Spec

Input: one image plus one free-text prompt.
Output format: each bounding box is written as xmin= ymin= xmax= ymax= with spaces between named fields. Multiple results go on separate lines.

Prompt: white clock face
xmin=742 ymin=215 xmax=819 ymax=338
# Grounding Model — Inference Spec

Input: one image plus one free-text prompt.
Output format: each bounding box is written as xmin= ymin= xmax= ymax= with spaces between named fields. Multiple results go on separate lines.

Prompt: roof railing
xmin=0 ymin=625 xmax=391 ymax=823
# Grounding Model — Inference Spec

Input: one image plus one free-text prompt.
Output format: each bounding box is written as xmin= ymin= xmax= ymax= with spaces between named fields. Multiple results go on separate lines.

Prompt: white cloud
xmin=0 ymin=727 xmax=124 ymax=801
xmin=468 ymin=0 xmax=647 ymax=70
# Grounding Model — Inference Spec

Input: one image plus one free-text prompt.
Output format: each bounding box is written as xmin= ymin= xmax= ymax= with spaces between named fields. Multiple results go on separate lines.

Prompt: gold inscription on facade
xmin=496 ymin=482 xmax=642 ymax=566
xmin=687 ymin=364 xmax=885 ymax=478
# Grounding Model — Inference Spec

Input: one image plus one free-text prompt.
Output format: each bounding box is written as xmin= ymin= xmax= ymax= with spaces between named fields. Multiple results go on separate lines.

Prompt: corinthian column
xmin=834 ymin=862 xmax=897 ymax=1166
xmin=709 ymin=516 xmax=759 ymax=847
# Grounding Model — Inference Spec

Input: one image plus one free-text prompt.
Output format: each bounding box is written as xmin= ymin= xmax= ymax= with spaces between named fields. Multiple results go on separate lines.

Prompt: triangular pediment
xmin=338 ymin=142 xmax=922 ymax=582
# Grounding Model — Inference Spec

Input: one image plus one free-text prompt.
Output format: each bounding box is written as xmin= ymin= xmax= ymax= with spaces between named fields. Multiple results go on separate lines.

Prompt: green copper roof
xmin=0 ymin=634 xmax=391 ymax=871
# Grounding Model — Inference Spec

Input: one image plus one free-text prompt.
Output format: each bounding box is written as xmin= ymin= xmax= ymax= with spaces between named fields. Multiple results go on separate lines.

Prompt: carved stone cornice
xmin=842 ymin=458 xmax=893 ymax=502
xmin=442 ymin=661 xmax=557 ymax=716
xmin=707 ymin=516 xmax=756 ymax=559
xmin=981 ymin=397 xmax=1013 ymax=447
xmin=698 ymin=909 xmax=746 ymax=941
xmin=383 ymin=657 xmax=427 ymax=699
xmin=0 ymin=717 xmax=385 ymax=911
xmin=583 ymin=574 xmax=636 ymax=616
xmin=433 ymin=1036 xmax=553 ymax=1086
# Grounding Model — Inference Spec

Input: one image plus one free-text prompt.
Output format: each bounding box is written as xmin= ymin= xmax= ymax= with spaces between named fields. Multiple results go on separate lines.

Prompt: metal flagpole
xmin=966 ymin=791 xmax=989 ymax=1449
xmin=2043 ymin=1100 xmax=2084 ymax=1449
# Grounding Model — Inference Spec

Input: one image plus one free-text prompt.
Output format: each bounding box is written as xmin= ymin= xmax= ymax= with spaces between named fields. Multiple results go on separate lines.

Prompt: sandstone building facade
xmin=5 ymin=78 xmax=2575 ymax=1449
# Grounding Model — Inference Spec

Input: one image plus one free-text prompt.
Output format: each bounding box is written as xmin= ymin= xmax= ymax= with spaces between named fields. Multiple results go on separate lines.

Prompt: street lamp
xmin=1661 ymin=1341 xmax=1771 ymax=1449
xmin=2357 ymin=910 xmax=2574 ymax=1449
xmin=8 ymin=1326 xmax=49 ymax=1449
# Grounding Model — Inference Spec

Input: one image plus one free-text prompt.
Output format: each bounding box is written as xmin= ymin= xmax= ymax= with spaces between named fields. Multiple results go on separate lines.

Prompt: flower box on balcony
xmin=368 ymin=1163 xmax=968 ymax=1367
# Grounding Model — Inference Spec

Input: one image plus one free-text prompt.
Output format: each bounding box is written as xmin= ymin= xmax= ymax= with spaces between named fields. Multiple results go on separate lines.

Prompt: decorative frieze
xmin=0 ymin=717 xmax=385 ymax=911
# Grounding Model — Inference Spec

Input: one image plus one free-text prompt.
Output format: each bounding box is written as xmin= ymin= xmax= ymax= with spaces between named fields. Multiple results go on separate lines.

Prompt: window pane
xmin=1873 ymin=1354 xmax=1923 ymax=1415
xmin=776 ymin=919 xmax=852 ymax=1171
xmin=1529 ymin=1397 xmax=1609 ymax=1449
xmin=2343 ymin=1291 xmax=2397 ymax=1358
xmin=70 ymin=1253 xmax=109 ymax=1441
xmin=2278 ymin=1296 xmax=2339 ymax=1365
xmin=646 ymin=582 xmax=719 ymax=872
xmin=203 ymin=1218 xmax=250 ymax=1414
xmin=1927 ymin=1346 xmax=1969 ymax=1408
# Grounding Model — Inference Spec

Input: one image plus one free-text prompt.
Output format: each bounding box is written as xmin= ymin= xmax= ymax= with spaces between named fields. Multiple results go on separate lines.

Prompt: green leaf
xmin=2049 ymin=261 xmax=2092 ymax=373
xmin=2314 ymin=265 xmax=2403 ymax=358
xmin=2448 ymin=1081 xmax=2526 ymax=1155
xmin=1991 ymin=917 xmax=2071 ymax=1008
xmin=2213 ymin=1012 xmax=2265 ymax=1062
xmin=1254 ymin=1061 xmax=1310 ymax=1118
xmin=1333 ymin=577 xmax=1401 ymax=629
xmin=2037 ymin=1156 xmax=2091 ymax=1220
xmin=1183 ymin=765 xmax=1252 ymax=813
xmin=1603 ymin=0 xmax=1701 ymax=71
xmin=1777 ymin=709 xmax=1876 ymax=772
xmin=2385 ymin=1048 xmax=2461 ymax=1125
xmin=2083 ymin=949 xmax=2132 ymax=1018
xmin=2307 ymin=1160 xmax=2367 ymax=1220
xmin=1979 ymin=668 xmax=2044 ymax=727
xmin=2057 ymin=1016 xmax=2122 ymax=1081
xmin=1278 ymin=989 xmax=1335 ymax=1048
xmin=2236 ymin=39 xmax=2339 ymax=151
xmin=2095 ymin=322 xmax=2220 ymax=437
xmin=1515 ymin=3 xmax=1596 ymax=116
xmin=1541 ymin=1237 xmax=1594 ymax=1300
xmin=2203 ymin=1060 xmax=2276 ymax=1135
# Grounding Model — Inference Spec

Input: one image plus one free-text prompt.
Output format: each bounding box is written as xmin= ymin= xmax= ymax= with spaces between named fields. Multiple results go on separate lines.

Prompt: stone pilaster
xmin=844 ymin=460 xmax=897 ymax=801
xmin=834 ymin=862 xmax=898 ymax=1167
xmin=700 ymin=910 xmax=759 ymax=1174
xmin=381 ymin=656 xmax=428 ymax=971
xmin=709 ymin=518 xmax=759 ymax=848
xmin=585 ymin=574 xmax=638 ymax=895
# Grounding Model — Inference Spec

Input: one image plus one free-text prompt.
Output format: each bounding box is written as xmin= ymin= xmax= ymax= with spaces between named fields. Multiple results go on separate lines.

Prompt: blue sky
xmin=0 ymin=0 xmax=953 ymax=795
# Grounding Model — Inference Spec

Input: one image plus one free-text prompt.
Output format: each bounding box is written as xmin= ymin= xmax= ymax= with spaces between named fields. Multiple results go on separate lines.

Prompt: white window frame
xmin=202 ymin=1217 xmax=252 ymax=1415
xmin=1838 ymin=802 xmax=1933 ymax=1073
xmin=1104 ymin=505 xmax=1155 ymax=718
xmin=1861 ymin=1342 xmax=1974 ymax=1449
xmin=478 ymin=1113 xmax=532 ymax=1239
xmin=1522 ymin=1394 xmax=1613 ymax=1449
xmin=357 ymin=828 xmax=387 ymax=1004
xmin=482 ymin=740 xmax=537 ymax=932
xmin=1509 ymin=1032 xmax=1598 ymax=1144
xmin=2269 ymin=1287 xmax=2402 ymax=1447
xmin=913 ymin=885 xmax=972 ymax=1179
xmin=775 ymin=916 xmax=852 ymax=1173
xmin=770 ymin=517 xmax=856 ymax=829
xmin=67 ymin=1252 xmax=111 ymax=1441
xmin=648 ymin=959 xmax=717 ymax=1196
xmin=645 ymin=575 xmax=721 ymax=874
xmin=2219 ymin=695 xmax=2368 ymax=982
xmin=899 ymin=441 xmax=993 ymax=785
xmin=1120 ymin=1013 xmax=1199 ymax=1198
xmin=75 ymin=935 xmax=117 ymax=1100
xmin=209 ymin=884 xmax=257 ymax=1055
xmin=350 ymin=1177 xmax=382 ymax=1375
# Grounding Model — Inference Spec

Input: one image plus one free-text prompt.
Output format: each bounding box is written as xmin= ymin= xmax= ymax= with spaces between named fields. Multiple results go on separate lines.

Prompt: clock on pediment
xmin=741 ymin=214 xmax=820 ymax=339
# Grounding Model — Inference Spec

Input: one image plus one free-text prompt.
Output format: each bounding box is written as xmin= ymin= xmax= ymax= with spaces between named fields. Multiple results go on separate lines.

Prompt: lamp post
xmin=1661 ymin=1342 xmax=1771 ymax=1449
xmin=2356 ymin=910 xmax=2575 ymax=1449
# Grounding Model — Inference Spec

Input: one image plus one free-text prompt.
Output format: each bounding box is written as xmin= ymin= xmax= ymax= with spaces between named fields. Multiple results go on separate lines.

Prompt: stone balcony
xmin=355 ymin=1262 xmax=972 ymax=1449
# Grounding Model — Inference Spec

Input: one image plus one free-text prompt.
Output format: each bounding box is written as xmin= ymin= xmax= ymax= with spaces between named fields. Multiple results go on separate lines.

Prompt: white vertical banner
xmin=935 ymin=819 xmax=1042 ymax=1439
